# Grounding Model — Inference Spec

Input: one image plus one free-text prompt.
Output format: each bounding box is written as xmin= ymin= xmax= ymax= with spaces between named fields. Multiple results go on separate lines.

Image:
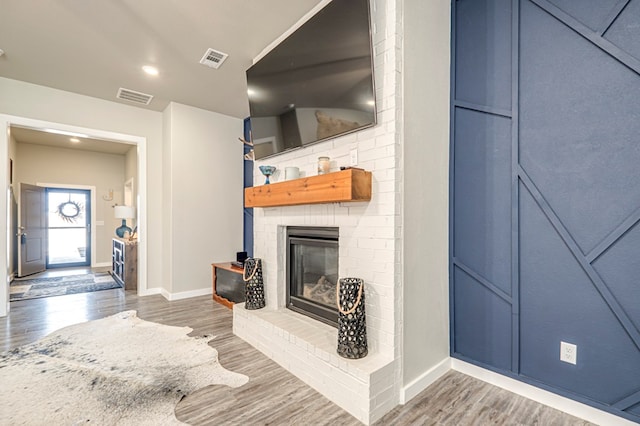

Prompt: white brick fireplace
xmin=233 ymin=1 xmax=404 ymax=423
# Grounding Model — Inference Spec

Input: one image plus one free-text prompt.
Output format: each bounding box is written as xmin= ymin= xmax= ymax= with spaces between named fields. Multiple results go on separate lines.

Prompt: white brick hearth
xmin=233 ymin=0 xmax=403 ymax=424
xmin=234 ymin=305 xmax=395 ymax=424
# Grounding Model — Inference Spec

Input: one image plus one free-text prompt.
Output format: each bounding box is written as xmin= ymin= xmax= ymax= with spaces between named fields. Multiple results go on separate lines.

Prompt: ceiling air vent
xmin=199 ymin=48 xmax=228 ymax=69
xmin=117 ymin=88 xmax=153 ymax=105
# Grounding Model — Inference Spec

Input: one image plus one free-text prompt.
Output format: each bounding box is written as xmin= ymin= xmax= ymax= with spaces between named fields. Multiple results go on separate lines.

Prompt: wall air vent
xmin=199 ymin=48 xmax=228 ymax=69
xmin=116 ymin=88 xmax=153 ymax=105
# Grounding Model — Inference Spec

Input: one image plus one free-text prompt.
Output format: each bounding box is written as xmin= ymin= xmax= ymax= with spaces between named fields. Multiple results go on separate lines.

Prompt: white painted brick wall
xmin=236 ymin=0 xmax=404 ymax=423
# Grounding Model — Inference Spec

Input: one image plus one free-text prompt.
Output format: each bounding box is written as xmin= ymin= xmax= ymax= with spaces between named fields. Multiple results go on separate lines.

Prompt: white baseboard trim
xmin=160 ymin=287 xmax=212 ymax=301
xmin=451 ymin=359 xmax=636 ymax=426
xmin=138 ymin=287 xmax=161 ymax=297
xmin=160 ymin=289 xmax=171 ymax=301
xmin=400 ymin=357 xmax=451 ymax=404
xmin=93 ymin=262 xmax=111 ymax=268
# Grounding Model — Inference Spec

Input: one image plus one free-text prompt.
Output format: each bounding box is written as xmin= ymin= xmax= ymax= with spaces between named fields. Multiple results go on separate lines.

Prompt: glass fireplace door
xmin=287 ymin=227 xmax=339 ymax=326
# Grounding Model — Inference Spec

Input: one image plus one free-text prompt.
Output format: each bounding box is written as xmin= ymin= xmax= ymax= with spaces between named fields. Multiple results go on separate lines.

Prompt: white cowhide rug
xmin=0 ymin=311 xmax=248 ymax=425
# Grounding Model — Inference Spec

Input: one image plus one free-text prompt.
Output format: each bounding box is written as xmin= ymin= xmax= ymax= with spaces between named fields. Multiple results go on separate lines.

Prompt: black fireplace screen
xmin=287 ymin=227 xmax=339 ymax=327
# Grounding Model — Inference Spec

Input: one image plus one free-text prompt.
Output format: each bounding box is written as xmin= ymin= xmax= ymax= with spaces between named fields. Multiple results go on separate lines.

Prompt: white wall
xmin=162 ymin=106 xmax=173 ymax=293
xmin=163 ymin=102 xmax=243 ymax=297
xmin=124 ymin=146 xmax=138 ymax=229
xmin=124 ymin=147 xmax=137 ymax=201
xmin=401 ymin=0 xmax=451 ymax=398
xmin=15 ymin=143 xmax=125 ymax=264
xmin=125 ymin=146 xmax=137 ymax=183
xmin=0 ymin=76 xmax=162 ymax=290
xmin=251 ymin=116 xmax=283 ymax=154
xmin=0 ymin=78 xmax=245 ymax=301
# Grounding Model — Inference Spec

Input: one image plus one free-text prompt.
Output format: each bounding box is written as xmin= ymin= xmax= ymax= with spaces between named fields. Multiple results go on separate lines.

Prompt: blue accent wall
xmin=451 ymin=0 xmax=640 ymax=421
xmin=243 ymin=117 xmax=254 ymax=257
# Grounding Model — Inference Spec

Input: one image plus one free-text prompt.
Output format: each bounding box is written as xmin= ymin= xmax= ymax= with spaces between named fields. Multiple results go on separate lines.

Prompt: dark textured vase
xmin=337 ymin=278 xmax=368 ymax=359
xmin=243 ymin=258 xmax=265 ymax=310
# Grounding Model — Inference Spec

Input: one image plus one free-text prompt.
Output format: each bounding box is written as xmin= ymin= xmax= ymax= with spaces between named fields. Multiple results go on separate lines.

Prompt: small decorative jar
xmin=285 ymin=166 xmax=300 ymax=180
xmin=318 ymin=156 xmax=330 ymax=175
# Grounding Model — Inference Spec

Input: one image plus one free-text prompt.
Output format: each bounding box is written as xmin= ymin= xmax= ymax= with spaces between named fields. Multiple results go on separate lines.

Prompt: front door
xmin=18 ymin=183 xmax=46 ymax=277
xmin=45 ymin=188 xmax=91 ymax=268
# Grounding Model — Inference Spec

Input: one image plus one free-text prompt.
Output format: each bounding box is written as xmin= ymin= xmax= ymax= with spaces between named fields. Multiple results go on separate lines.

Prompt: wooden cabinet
xmin=112 ymin=238 xmax=138 ymax=291
xmin=212 ymin=262 xmax=245 ymax=308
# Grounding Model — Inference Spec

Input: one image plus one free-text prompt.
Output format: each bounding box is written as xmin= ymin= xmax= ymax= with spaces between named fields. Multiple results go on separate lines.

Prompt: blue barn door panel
xmin=519 ymin=185 xmax=640 ymax=404
xmin=453 ymin=266 xmax=512 ymax=370
xmin=453 ymin=108 xmax=512 ymax=296
xmin=592 ymin=223 xmax=640 ymax=334
xmin=519 ymin=0 xmax=640 ymax=255
xmin=451 ymin=0 xmax=515 ymax=371
xmin=454 ymin=0 xmax=512 ymax=112
xmin=451 ymin=0 xmax=640 ymax=421
xmin=604 ymin=0 xmax=640 ymax=60
xmin=518 ymin=3 xmax=640 ymax=407
xmin=545 ymin=0 xmax=621 ymax=31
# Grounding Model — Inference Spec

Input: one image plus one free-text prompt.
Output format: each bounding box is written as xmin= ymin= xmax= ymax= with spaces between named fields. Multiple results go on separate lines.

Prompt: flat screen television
xmin=246 ymin=0 xmax=376 ymax=160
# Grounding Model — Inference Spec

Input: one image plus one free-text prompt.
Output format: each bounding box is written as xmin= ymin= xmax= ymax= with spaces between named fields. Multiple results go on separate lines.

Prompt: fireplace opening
xmin=286 ymin=226 xmax=339 ymax=327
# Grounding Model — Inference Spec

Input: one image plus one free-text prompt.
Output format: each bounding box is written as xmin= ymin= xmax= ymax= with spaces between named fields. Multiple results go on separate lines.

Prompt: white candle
xmin=318 ymin=156 xmax=330 ymax=175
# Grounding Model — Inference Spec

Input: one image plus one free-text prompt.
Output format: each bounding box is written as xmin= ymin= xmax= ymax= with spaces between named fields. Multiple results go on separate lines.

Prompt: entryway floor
xmin=13 ymin=266 xmax=110 ymax=281
xmin=10 ymin=266 xmax=116 ymax=302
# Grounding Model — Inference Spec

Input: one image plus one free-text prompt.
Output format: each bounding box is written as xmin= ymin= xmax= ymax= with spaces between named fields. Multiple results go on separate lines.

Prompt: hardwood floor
xmin=0 ymin=289 xmax=595 ymax=425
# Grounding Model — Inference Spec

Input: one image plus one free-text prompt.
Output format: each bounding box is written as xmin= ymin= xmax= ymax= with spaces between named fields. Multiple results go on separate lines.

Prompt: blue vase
xmin=259 ymin=165 xmax=276 ymax=185
xmin=115 ymin=219 xmax=132 ymax=238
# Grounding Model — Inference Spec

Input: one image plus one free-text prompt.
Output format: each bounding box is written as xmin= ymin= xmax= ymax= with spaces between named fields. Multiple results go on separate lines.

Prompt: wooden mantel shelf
xmin=245 ymin=168 xmax=372 ymax=208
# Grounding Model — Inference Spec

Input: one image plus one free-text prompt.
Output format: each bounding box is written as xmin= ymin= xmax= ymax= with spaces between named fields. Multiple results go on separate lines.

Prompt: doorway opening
xmin=45 ymin=188 xmax=91 ymax=268
xmin=0 ymin=114 xmax=148 ymax=317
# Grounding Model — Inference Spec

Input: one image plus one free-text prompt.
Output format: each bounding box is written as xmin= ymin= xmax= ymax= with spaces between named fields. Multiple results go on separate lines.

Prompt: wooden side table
xmin=211 ymin=262 xmax=245 ymax=309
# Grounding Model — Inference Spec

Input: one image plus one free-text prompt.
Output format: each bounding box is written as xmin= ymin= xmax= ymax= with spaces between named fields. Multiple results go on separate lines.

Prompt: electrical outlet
xmin=560 ymin=341 xmax=577 ymax=365
xmin=350 ymin=149 xmax=358 ymax=166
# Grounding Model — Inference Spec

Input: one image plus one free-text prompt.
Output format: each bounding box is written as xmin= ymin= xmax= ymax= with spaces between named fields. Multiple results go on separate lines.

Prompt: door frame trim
xmin=0 ymin=114 xmax=148 ymax=317
xmin=40 ymin=184 xmax=96 ymax=268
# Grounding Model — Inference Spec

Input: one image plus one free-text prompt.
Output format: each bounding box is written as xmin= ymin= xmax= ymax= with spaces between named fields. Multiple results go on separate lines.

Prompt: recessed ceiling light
xmin=142 ymin=65 xmax=159 ymax=76
xmin=366 ymin=100 xmax=375 ymax=106
xmin=70 ymin=138 xmax=80 ymax=143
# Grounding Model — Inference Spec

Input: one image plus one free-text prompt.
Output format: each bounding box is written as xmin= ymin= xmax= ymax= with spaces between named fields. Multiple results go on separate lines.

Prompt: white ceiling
xmin=10 ymin=126 xmax=133 ymax=155
xmin=0 ymin=0 xmax=325 ymax=119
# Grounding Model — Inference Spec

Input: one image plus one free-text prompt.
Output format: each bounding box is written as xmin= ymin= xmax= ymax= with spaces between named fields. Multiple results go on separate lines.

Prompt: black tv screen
xmin=246 ymin=0 xmax=376 ymax=160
